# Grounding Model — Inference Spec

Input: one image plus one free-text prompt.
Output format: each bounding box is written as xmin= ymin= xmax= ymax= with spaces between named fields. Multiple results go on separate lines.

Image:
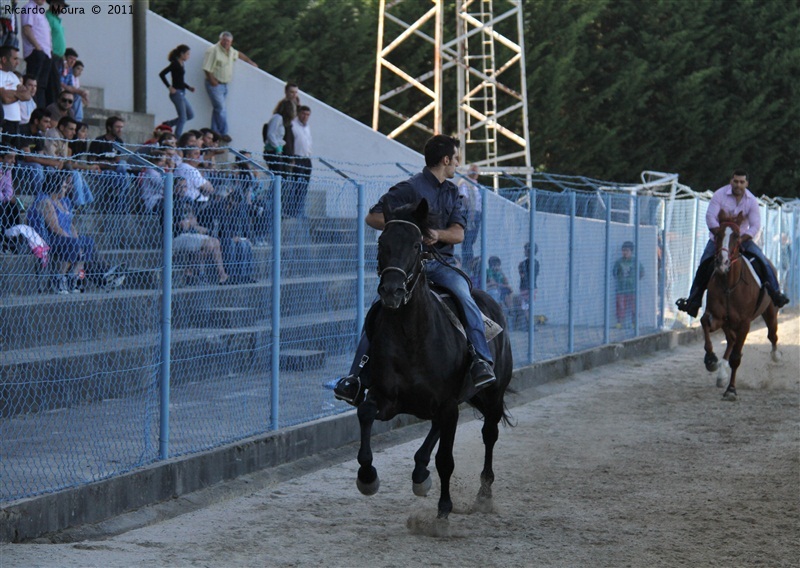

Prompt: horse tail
xmin=500 ymin=402 xmax=516 ymax=428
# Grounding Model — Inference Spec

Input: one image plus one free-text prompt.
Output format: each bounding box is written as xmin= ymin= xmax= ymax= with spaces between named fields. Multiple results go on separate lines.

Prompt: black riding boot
xmin=676 ymin=258 xmax=714 ymax=318
xmin=334 ymin=355 xmax=370 ymax=406
xmin=468 ymin=345 xmax=496 ymax=389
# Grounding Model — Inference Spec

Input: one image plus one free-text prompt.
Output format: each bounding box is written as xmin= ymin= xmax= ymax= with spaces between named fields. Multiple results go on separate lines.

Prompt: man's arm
xmin=365 ymin=211 xmax=385 ymax=230
xmin=743 ymin=197 xmax=761 ymax=240
xmin=238 ymin=52 xmax=258 ymax=68
xmin=21 ymin=25 xmax=42 ymax=51
xmin=426 ymin=223 xmax=464 ymax=246
xmin=705 ymin=188 xmax=723 ymax=230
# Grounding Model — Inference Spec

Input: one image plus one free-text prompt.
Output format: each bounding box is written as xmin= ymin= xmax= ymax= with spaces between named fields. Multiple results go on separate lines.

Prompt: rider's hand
xmin=423 ymin=229 xmax=439 ymax=246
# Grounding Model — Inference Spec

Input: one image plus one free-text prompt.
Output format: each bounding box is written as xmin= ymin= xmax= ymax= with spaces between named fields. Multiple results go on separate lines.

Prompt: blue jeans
xmin=167 ymin=89 xmax=195 ymax=136
xmin=346 ymin=256 xmax=493 ymax=377
xmin=697 ymin=238 xmax=781 ymax=293
xmin=204 ymin=81 xmax=228 ymax=135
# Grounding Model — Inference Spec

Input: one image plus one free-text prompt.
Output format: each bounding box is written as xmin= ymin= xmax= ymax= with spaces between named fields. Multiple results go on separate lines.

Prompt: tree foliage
xmin=150 ymin=0 xmax=798 ymax=197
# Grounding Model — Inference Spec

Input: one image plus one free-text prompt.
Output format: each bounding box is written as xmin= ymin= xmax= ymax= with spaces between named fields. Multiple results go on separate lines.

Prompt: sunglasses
xmin=60 ymin=97 xmax=74 ymax=103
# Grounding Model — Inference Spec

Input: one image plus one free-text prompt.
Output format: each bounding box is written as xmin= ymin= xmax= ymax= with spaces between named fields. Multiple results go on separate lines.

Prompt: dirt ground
xmin=2 ymin=314 xmax=798 ymax=568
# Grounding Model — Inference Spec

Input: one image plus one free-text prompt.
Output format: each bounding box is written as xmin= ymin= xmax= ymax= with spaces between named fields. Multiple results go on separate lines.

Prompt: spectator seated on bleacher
xmin=16 ymin=108 xmax=59 ymax=193
xmin=45 ymin=90 xmax=75 ymax=123
xmin=88 ymin=115 xmax=130 ymax=214
xmin=68 ymin=121 xmax=90 ymax=159
xmin=138 ymin=149 xmax=169 ymax=215
xmin=1 ymin=146 xmax=50 ymax=262
xmin=172 ymin=177 xmax=229 ymax=286
xmin=25 ymin=169 xmax=124 ymax=294
xmin=44 ymin=116 xmax=100 ymax=207
xmin=174 ymin=143 xmax=217 ymax=228
xmin=218 ymin=185 xmax=255 ymax=284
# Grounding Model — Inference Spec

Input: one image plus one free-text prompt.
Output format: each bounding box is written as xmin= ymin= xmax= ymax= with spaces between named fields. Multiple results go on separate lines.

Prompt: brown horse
xmin=700 ymin=211 xmax=780 ymax=401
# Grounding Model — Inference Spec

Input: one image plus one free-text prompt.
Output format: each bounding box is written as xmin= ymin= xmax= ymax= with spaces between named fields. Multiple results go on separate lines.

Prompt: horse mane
xmin=384 ymin=200 xmax=433 ymax=240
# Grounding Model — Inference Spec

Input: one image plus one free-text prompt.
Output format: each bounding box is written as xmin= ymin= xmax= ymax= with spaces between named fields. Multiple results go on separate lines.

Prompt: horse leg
xmin=722 ymin=324 xmax=748 ymax=402
xmin=477 ymin=407 xmax=502 ymax=501
xmin=435 ymin=403 xmax=459 ymax=519
xmin=701 ymin=312 xmax=720 ymax=374
xmin=356 ymin=399 xmax=380 ymax=495
xmin=412 ymin=423 xmax=440 ymax=497
xmin=763 ymin=304 xmax=781 ymax=362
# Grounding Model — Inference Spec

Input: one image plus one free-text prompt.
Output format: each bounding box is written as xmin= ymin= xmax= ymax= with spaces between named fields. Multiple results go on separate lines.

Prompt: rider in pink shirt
xmin=676 ymin=169 xmax=789 ymax=317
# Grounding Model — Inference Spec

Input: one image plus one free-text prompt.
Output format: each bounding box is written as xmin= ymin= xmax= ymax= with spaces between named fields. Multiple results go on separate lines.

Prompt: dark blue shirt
xmin=370 ymin=167 xmax=466 ymax=257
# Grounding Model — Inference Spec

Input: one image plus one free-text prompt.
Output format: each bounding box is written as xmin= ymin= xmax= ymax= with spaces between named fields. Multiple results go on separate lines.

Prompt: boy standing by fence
xmin=612 ymin=241 xmax=643 ymax=328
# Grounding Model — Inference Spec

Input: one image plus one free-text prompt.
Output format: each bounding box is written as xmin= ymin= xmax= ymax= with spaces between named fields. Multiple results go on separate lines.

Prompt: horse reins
xmin=378 ymin=220 xmax=427 ymax=305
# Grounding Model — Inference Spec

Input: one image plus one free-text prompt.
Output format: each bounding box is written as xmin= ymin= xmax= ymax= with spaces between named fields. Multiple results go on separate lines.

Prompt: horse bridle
xmin=716 ymin=222 xmax=742 ymax=264
xmin=377 ymin=220 xmax=428 ymax=305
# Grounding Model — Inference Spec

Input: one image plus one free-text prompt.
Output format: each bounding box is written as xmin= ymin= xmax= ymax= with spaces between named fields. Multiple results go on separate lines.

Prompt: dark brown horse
xmin=701 ymin=211 xmax=780 ymax=401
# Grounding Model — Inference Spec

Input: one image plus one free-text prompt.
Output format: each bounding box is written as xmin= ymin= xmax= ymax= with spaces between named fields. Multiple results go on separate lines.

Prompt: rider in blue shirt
xmin=333 ymin=135 xmax=495 ymax=405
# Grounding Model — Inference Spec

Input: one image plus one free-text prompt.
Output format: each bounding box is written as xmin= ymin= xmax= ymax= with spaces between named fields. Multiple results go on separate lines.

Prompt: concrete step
xmin=82 ymin=106 xmax=155 ymax=147
xmin=0 ymin=310 xmax=360 ymax=417
xmin=279 ymin=349 xmax=326 ymax=371
xmin=0 ymin=274 xmax=375 ymax=350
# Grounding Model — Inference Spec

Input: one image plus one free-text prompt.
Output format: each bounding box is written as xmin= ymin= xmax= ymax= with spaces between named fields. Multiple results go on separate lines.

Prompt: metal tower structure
xmin=373 ymin=0 xmax=532 ymax=176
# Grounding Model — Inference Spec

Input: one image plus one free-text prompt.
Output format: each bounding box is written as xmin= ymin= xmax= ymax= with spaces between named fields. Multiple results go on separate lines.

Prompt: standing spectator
xmin=20 ymin=0 xmax=52 ymax=109
xmin=518 ymin=242 xmax=540 ymax=320
xmin=45 ymin=0 xmax=67 ymax=106
xmin=159 ymin=44 xmax=195 ymax=136
xmin=283 ymin=82 xmax=300 ymax=107
xmin=262 ymin=99 xmax=295 ymax=185
xmin=60 ymin=56 xmax=87 ymax=121
xmin=0 ymin=0 xmax=18 ymax=49
xmin=612 ymin=241 xmax=644 ymax=328
xmin=0 ymin=45 xmax=31 ymax=146
xmin=458 ymin=163 xmax=481 ymax=267
xmin=44 ymin=88 xmax=74 ymax=122
xmin=202 ymin=31 xmax=257 ymax=136
xmin=19 ymin=75 xmax=37 ymax=125
xmin=289 ymin=105 xmax=312 ymax=219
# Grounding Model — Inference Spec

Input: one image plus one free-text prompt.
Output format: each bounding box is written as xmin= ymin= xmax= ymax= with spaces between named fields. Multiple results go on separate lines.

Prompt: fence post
xmin=479 ymin=184 xmax=488 ymax=290
xmin=603 ymin=192 xmax=611 ymax=344
xmin=527 ymin=189 xmax=536 ymax=365
xmin=270 ymin=175 xmax=282 ymax=430
xmin=634 ymin=195 xmax=640 ymax=336
xmin=356 ymin=183 xmax=366 ymax=336
xmin=689 ymin=198 xmax=700 ymax=321
xmin=568 ymin=191 xmax=576 ymax=353
xmin=159 ymin=172 xmax=174 ymax=460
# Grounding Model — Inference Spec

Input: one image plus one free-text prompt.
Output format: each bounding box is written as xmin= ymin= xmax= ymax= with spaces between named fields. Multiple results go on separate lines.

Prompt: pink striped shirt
xmin=705 ymin=184 xmax=761 ymax=240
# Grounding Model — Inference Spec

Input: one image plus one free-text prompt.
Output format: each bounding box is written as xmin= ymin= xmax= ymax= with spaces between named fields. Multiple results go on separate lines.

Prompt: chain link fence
xmin=1 ymin=146 xmax=797 ymax=502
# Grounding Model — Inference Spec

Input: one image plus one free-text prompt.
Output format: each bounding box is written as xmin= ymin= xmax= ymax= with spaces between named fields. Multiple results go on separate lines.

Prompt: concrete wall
xmin=62 ymin=5 xmax=422 ymax=180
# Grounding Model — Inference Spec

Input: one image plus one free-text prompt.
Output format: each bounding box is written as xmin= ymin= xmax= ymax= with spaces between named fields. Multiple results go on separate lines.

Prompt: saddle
xmin=429 ymin=285 xmax=503 ymax=343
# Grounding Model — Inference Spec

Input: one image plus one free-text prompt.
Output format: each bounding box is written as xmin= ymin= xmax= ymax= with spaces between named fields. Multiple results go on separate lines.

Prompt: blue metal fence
xmin=1 ymin=147 xmax=798 ymax=502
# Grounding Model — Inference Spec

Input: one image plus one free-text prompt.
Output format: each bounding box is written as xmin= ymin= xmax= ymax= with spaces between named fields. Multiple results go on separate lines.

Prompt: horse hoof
xmin=722 ymin=390 xmax=738 ymax=402
xmin=413 ymin=475 xmax=432 ymax=497
xmin=357 ymin=476 xmax=380 ymax=495
xmin=704 ymin=353 xmax=719 ymax=372
xmin=771 ymin=350 xmax=782 ymax=363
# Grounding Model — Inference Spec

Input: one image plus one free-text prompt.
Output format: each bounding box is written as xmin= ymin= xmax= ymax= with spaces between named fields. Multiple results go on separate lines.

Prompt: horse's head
xmin=377 ymin=199 xmax=432 ymax=309
xmin=713 ymin=211 xmax=745 ymax=274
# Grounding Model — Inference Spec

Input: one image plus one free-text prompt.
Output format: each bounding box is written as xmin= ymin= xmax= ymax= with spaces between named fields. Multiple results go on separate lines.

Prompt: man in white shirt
xmin=174 ymin=145 xmax=214 ymax=203
xmin=290 ymin=105 xmax=312 ymax=218
xmin=0 ymin=45 xmax=32 ymax=146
